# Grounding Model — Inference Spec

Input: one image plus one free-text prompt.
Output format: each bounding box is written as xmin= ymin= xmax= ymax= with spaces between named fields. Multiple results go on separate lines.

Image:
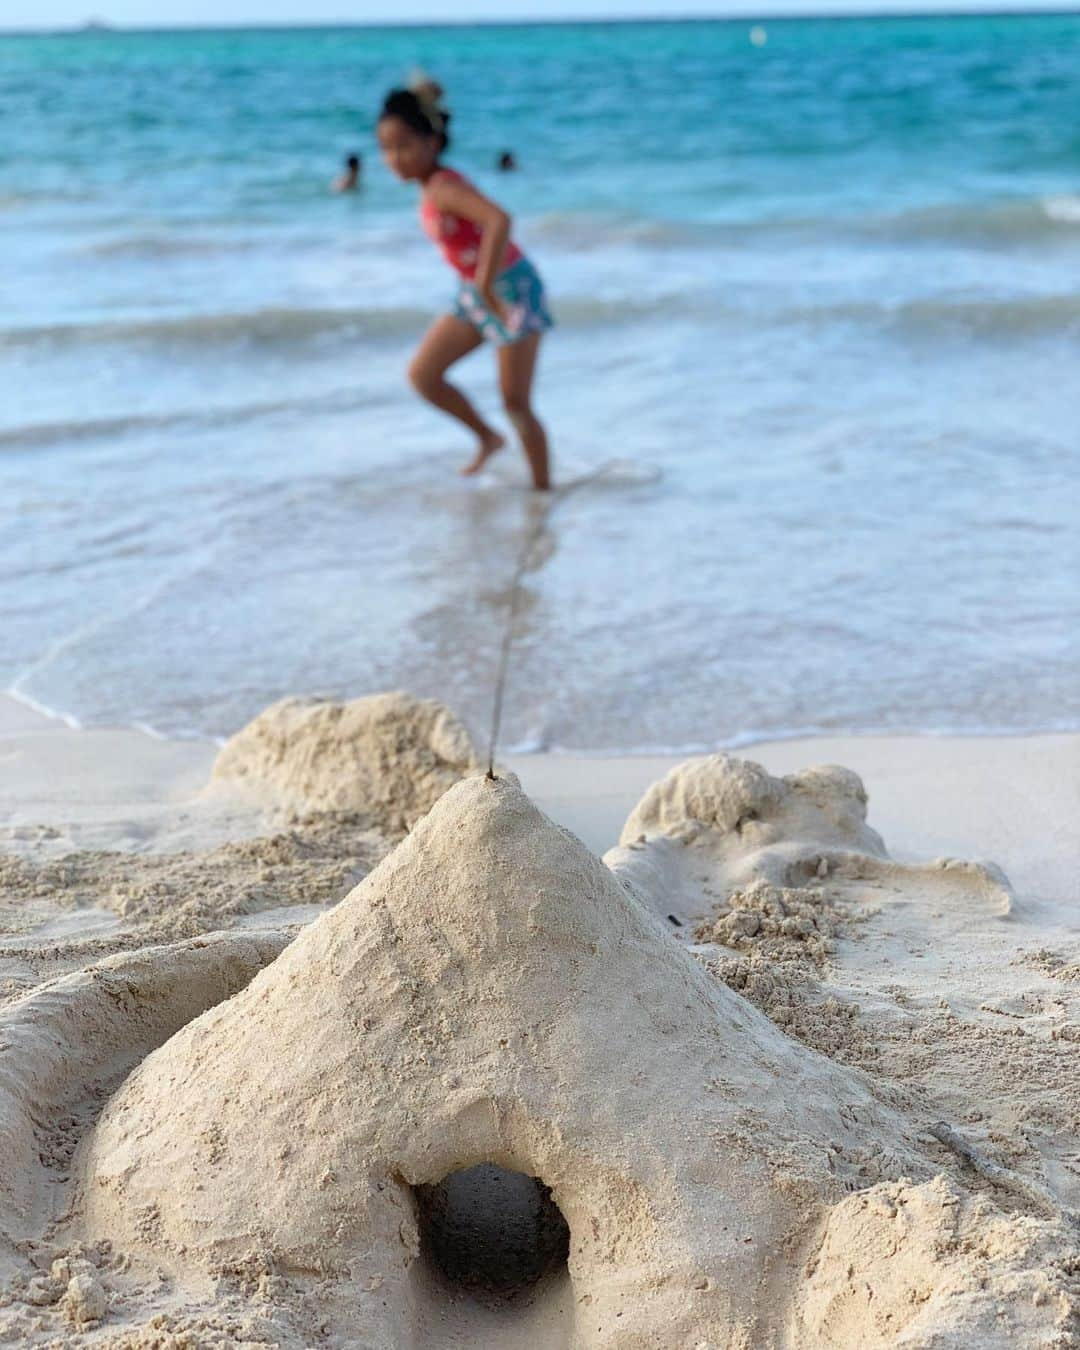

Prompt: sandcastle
xmin=78 ymin=774 xmax=922 ymax=1347
xmin=0 ymin=699 xmax=1076 ymax=1347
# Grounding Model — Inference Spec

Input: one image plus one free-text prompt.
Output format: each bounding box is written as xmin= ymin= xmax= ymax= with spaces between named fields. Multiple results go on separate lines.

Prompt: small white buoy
xmin=750 ymin=25 xmax=768 ymax=46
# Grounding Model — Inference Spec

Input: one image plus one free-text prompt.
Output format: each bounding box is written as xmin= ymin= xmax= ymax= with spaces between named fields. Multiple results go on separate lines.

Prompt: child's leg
xmin=408 ymin=316 xmax=506 ymax=470
xmin=497 ymin=334 xmax=550 ymax=491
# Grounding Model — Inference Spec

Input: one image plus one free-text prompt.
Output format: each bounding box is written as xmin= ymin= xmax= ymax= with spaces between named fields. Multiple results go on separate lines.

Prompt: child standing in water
xmin=377 ymin=78 xmax=553 ymax=490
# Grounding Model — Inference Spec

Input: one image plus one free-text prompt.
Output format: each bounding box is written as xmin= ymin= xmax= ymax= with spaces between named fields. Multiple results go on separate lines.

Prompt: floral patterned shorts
xmin=452 ymin=256 xmax=554 ymax=347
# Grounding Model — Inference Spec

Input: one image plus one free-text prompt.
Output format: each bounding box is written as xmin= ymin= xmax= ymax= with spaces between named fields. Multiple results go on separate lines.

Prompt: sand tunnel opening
xmin=413 ymin=1163 xmax=571 ymax=1306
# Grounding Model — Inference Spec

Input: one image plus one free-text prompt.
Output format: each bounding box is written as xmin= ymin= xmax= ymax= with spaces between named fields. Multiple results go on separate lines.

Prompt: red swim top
xmin=419 ymin=167 xmax=523 ymax=281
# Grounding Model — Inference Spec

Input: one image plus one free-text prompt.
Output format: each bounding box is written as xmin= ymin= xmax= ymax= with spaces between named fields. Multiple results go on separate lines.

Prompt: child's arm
xmin=428 ymin=175 xmax=512 ymax=317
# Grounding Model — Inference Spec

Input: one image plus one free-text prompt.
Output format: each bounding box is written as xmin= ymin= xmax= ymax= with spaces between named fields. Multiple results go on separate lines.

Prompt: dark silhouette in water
xmin=332 ymin=153 xmax=362 ymax=193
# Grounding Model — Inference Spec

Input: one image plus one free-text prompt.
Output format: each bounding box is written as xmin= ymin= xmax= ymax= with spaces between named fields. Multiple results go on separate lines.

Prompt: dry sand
xmin=0 ymin=691 xmax=1077 ymax=1347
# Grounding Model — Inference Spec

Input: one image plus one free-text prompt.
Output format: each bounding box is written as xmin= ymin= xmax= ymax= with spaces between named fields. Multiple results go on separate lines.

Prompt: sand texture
xmin=211 ymin=691 xmax=481 ymax=830
xmin=0 ymin=693 xmax=481 ymax=1005
xmin=0 ymin=700 xmax=1077 ymax=1347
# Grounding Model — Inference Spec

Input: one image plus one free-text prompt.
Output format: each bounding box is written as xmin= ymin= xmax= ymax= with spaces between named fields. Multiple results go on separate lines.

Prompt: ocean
xmin=2 ymin=15 xmax=1078 ymax=752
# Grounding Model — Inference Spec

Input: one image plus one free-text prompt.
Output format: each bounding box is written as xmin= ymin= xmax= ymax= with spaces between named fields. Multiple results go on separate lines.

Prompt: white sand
xmin=0 ymin=693 xmax=1077 ymax=1347
xmin=4 ymin=694 xmax=1076 ymax=906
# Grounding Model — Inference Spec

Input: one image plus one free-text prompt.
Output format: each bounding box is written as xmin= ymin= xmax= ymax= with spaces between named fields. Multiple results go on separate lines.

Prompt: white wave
xmin=1043 ymin=195 xmax=1080 ymax=224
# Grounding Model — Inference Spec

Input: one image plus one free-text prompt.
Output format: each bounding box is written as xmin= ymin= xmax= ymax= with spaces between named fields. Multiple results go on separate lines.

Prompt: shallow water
xmin=2 ymin=17 xmax=1078 ymax=750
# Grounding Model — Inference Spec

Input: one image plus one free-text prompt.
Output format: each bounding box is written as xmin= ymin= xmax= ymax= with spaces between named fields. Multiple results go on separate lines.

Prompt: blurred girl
xmin=377 ymin=78 xmax=552 ymax=489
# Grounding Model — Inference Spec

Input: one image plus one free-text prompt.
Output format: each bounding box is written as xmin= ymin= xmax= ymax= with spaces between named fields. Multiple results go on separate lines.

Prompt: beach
xmin=1 ymin=693 xmax=1078 ymax=1345
xmin=3 ymin=693 xmax=1077 ymax=904
xmin=2 ymin=12 xmax=1079 ymax=1346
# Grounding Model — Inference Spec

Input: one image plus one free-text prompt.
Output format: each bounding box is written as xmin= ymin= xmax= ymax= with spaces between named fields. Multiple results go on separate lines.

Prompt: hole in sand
xmin=413 ymin=1164 xmax=570 ymax=1306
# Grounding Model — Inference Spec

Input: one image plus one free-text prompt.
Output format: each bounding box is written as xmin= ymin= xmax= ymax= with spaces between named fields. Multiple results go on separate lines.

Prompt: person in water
xmin=332 ymin=153 xmax=362 ymax=192
xmin=377 ymin=79 xmax=552 ymax=489
xmin=497 ymin=150 xmax=517 ymax=172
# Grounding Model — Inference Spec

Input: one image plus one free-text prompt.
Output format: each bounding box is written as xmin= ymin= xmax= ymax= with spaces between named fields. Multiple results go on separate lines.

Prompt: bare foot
xmin=460 ymin=429 xmax=506 ymax=477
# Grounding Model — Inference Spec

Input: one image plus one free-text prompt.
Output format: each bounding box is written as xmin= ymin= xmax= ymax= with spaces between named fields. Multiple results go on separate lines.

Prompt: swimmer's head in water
xmin=378 ymin=81 xmax=450 ymax=181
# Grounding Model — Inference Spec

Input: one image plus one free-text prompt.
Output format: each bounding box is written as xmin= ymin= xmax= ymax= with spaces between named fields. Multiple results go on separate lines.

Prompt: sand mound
xmin=0 ymin=931 xmax=287 ymax=1281
xmin=210 ymin=692 xmax=480 ymax=831
xmin=609 ymin=752 xmax=1080 ymax=1330
xmin=608 ymin=754 xmax=907 ymax=945
xmin=620 ymin=755 xmax=886 ymax=861
xmin=794 ymin=1176 xmax=1079 ymax=1347
xmin=609 ymin=751 xmax=1012 ymax=936
xmin=78 ymin=776 xmax=923 ymax=1348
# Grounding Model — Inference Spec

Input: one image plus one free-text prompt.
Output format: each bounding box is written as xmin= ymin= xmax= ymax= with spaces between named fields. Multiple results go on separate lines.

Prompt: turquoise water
xmin=2 ymin=17 xmax=1078 ymax=749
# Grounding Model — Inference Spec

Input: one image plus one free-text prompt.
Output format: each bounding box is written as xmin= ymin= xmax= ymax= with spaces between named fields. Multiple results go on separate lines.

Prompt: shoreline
xmin=2 ymin=692 xmax=1075 ymax=908
xmin=15 ymin=681 xmax=1078 ymax=759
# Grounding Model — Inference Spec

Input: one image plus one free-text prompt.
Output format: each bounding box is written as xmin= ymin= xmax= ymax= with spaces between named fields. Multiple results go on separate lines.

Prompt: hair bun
xmin=407 ymin=70 xmax=445 ymax=106
xmin=415 ymin=78 xmax=444 ymax=103
xmin=380 ymin=73 xmax=452 ymax=149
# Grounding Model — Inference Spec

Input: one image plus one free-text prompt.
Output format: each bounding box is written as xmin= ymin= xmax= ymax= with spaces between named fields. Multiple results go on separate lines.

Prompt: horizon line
xmin=4 ymin=7 xmax=1080 ymax=37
